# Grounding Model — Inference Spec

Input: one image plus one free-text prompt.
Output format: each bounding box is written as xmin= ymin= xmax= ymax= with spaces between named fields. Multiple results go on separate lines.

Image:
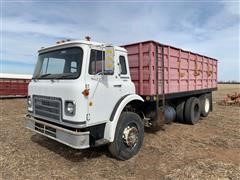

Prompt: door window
xmin=89 ymin=50 xmax=105 ymax=75
xmin=119 ymin=56 xmax=127 ymax=75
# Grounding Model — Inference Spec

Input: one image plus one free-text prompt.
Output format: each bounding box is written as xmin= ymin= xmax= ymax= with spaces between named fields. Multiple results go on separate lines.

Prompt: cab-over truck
xmin=26 ymin=39 xmax=217 ymax=160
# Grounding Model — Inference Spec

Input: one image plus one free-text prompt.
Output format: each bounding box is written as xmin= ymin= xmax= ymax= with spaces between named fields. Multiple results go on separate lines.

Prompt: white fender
xmin=104 ymin=94 xmax=144 ymax=142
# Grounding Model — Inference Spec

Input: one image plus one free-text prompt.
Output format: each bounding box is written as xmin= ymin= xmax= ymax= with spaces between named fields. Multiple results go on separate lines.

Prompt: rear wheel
xmin=184 ymin=97 xmax=201 ymax=124
xmin=108 ymin=112 xmax=144 ymax=160
xmin=176 ymin=101 xmax=185 ymax=123
xmin=199 ymin=94 xmax=211 ymax=117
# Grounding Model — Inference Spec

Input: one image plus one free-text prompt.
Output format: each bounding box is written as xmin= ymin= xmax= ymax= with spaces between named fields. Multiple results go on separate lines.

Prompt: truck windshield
xmin=33 ymin=47 xmax=83 ymax=79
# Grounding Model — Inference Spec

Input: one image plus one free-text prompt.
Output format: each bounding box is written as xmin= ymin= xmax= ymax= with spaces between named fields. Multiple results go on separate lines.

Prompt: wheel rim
xmin=205 ymin=98 xmax=210 ymax=113
xmin=122 ymin=125 xmax=139 ymax=148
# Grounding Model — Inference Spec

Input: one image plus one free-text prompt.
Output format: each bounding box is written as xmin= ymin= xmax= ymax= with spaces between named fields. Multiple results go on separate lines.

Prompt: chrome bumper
xmin=26 ymin=115 xmax=90 ymax=149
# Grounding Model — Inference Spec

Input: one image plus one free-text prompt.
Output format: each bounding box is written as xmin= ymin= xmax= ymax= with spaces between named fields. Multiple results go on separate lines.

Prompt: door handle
xmin=113 ymin=84 xmax=122 ymax=87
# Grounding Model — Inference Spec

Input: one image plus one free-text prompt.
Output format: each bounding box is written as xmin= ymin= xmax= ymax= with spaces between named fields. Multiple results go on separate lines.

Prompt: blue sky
xmin=1 ymin=0 xmax=240 ymax=81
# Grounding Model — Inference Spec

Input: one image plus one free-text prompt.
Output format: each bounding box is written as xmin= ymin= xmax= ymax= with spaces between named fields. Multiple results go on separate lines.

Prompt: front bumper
xmin=26 ymin=115 xmax=90 ymax=149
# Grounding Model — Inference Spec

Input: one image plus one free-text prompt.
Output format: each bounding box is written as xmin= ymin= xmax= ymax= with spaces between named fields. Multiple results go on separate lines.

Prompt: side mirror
xmin=104 ymin=46 xmax=114 ymax=75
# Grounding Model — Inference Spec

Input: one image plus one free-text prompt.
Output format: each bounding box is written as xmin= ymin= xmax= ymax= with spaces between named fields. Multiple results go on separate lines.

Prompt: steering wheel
xmin=95 ymin=71 xmax=103 ymax=76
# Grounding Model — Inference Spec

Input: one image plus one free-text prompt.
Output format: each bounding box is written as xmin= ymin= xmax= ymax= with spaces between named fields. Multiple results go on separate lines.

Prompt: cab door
xmin=115 ymin=51 xmax=135 ymax=96
xmin=85 ymin=46 xmax=122 ymax=126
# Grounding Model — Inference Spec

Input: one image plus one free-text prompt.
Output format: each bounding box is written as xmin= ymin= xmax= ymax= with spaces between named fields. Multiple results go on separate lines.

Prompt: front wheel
xmin=108 ymin=112 xmax=144 ymax=160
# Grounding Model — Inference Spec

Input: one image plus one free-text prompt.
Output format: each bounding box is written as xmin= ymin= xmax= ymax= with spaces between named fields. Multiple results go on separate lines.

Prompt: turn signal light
xmin=82 ymin=89 xmax=89 ymax=97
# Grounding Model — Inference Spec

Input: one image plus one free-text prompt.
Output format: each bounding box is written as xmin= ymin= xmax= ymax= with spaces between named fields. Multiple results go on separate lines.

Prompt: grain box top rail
xmin=121 ymin=40 xmax=218 ymax=62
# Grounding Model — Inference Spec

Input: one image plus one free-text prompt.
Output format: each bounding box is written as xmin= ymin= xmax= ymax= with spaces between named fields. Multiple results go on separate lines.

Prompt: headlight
xmin=65 ymin=101 xmax=75 ymax=116
xmin=27 ymin=96 xmax=33 ymax=112
xmin=67 ymin=103 xmax=74 ymax=113
xmin=27 ymin=97 xmax=32 ymax=107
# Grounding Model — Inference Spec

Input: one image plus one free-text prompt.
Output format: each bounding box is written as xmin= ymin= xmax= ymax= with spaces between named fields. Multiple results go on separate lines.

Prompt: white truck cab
xmin=26 ymin=39 xmax=144 ymax=160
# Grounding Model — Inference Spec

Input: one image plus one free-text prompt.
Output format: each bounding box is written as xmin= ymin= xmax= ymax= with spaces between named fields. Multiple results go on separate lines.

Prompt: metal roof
xmin=38 ymin=40 xmax=127 ymax=53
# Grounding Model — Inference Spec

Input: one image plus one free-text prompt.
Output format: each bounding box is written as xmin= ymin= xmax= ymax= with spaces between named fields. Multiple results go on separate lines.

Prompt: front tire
xmin=108 ymin=112 xmax=144 ymax=160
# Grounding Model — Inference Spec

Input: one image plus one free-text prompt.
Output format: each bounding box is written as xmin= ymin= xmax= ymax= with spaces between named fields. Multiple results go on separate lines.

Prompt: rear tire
xmin=108 ymin=112 xmax=144 ymax=160
xmin=184 ymin=97 xmax=201 ymax=125
xmin=199 ymin=94 xmax=210 ymax=117
xmin=176 ymin=101 xmax=185 ymax=123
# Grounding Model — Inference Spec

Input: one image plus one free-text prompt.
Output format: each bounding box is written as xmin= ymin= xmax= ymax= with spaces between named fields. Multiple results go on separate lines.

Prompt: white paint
xmin=104 ymin=94 xmax=144 ymax=142
xmin=28 ymin=43 xmax=90 ymax=128
xmin=28 ymin=40 xmax=142 ymax=147
xmin=85 ymin=44 xmax=134 ymax=127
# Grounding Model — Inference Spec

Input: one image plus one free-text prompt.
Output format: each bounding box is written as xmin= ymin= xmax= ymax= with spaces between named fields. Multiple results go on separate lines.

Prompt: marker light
xmin=85 ymin=36 xmax=91 ymax=41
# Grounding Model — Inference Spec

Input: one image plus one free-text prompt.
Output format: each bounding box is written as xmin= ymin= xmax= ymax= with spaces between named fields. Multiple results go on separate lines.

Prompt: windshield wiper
xmin=54 ymin=74 xmax=75 ymax=79
xmin=38 ymin=73 xmax=52 ymax=78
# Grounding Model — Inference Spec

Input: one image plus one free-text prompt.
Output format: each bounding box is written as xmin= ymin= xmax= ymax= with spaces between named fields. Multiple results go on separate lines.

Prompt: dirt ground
xmin=0 ymin=84 xmax=240 ymax=180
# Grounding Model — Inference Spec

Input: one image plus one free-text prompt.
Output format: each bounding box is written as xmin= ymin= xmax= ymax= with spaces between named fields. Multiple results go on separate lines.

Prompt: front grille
xmin=33 ymin=95 xmax=61 ymax=121
xmin=35 ymin=122 xmax=56 ymax=138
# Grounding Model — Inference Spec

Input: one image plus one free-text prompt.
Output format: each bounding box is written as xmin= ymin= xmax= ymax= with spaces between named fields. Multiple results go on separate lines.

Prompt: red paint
xmin=0 ymin=79 xmax=30 ymax=97
xmin=122 ymin=40 xmax=218 ymax=96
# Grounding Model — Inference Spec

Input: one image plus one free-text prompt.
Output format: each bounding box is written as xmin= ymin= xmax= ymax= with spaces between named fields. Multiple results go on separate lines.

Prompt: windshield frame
xmin=33 ymin=46 xmax=84 ymax=80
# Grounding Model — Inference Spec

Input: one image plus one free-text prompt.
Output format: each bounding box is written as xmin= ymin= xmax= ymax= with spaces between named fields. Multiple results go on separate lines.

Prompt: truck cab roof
xmin=38 ymin=40 xmax=127 ymax=53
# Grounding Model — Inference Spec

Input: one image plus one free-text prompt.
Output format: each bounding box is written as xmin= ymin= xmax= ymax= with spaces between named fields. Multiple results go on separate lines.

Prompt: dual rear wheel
xmin=184 ymin=97 xmax=201 ymax=124
xmin=176 ymin=94 xmax=211 ymax=124
xmin=199 ymin=94 xmax=211 ymax=117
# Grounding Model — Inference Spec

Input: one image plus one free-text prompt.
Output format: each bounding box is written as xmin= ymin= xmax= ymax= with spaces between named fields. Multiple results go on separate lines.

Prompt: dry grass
xmin=0 ymin=84 xmax=240 ymax=179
